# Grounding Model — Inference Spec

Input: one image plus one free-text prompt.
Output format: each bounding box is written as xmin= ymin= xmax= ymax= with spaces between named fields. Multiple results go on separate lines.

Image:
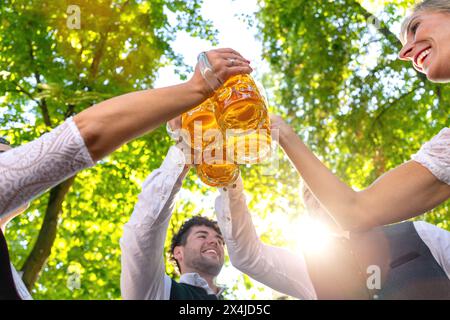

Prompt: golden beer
xmin=196 ymin=143 xmax=239 ymax=187
xmin=213 ymin=74 xmax=268 ymax=134
xmin=176 ymin=73 xmax=272 ymax=187
xmin=181 ymin=99 xmax=219 ymax=150
xmin=227 ymin=119 xmax=272 ymax=164
xmin=181 ymin=99 xmax=239 ymax=187
xmin=196 ymin=163 xmax=240 ymax=187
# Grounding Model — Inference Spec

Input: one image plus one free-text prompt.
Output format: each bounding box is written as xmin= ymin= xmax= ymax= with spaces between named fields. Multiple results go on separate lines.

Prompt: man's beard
xmin=185 ymin=248 xmax=223 ymax=276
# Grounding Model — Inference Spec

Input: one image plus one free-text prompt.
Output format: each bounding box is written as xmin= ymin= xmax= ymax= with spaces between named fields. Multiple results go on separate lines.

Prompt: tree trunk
xmin=21 ymin=176 xmax=76 ymax=291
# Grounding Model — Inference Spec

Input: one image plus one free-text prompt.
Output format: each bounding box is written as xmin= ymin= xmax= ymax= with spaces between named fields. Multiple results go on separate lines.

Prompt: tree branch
xmin=64 ymin=104 xmax=76 ymax=119
xmin=370 ymin=85 xmax=418 ymax=129
xmin=21 ymin=176 xmax=76 ymax=291
xmin=88 ymin=0 xmax=131 ymax=82
xmin=25 ymin=28 xmax=52 ymax=127
xmin=34 ymin=73 xmax=52 ymax=128
xmin=19 ymin=0 xmax=132 ymax=293
xmin=352 ymin=0 xmax=427 ymax=82
xmin=9 ymin=81 xmax=38 ymax=103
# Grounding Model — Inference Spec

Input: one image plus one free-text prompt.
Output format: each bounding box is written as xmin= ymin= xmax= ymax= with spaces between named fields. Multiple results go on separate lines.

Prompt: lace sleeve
xmin=411 ymin=127 xmax=450 ymax=185
xmin=0 ymin=118 xmax=95 ymax=218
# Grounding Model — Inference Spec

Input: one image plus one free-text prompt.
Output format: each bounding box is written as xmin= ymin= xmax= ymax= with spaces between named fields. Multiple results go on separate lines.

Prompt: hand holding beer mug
xmin=167 ymin=49 xmax=272 ymax=187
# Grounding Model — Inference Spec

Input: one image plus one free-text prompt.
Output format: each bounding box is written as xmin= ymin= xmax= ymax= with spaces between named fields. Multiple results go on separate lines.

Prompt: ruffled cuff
xmin=411 ymin=128 xmax=450 ymax=185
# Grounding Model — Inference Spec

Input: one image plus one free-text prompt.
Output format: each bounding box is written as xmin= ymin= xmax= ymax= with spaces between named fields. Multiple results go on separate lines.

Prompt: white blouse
xmin=0 ymin=118 xmax=94 ymax=299
xmin=0 ymin=117 xmax=94 ymax=220
xmin=412 ymin=127 xmax=450 ymax=185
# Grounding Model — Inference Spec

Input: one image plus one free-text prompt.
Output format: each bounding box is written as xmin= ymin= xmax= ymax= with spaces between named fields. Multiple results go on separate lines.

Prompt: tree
xmin=254 ymin=0 xmax=449 ymax=231
xmin=2 ymin=0 xmax=448 ymax=300
xmin=1 ymin=0 xmax=217 ymax=298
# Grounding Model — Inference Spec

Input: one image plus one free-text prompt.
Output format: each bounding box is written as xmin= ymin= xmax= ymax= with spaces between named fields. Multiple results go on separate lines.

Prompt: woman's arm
xmin=0 ymin=48 xmax=251 ymax=221
xmin=75 ymin=48 xmax=252 ymax=161
xmin=272 ymin=115 xmax=450 ymax=231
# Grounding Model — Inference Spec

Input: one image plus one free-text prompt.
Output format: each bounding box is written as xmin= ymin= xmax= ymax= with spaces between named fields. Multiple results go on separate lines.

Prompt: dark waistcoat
xmin=169 ymin=279 xmax=220 ymax=300
xmin=0 ymin=229 xmax=21 ymax=300
xmin=303 ymin=222 xmax=450 ymax=299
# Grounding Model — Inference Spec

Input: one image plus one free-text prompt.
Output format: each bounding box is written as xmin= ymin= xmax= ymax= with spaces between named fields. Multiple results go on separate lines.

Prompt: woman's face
xmin=399 ymin=10 xmax=450 ymax=83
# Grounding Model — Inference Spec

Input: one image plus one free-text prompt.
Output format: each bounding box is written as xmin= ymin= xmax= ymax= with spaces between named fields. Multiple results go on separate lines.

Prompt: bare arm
xmin=74 ymin=48 xmax=252 ymax=161
xmin=272 ymin=115 xmax=450 ymax=231
xmin=0 ymin=48 xmax=251 ymax=224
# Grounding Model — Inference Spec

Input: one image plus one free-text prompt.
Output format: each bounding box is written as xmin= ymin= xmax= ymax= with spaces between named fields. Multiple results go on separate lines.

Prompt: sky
xmin=155 ymin=0 xmax=269 ymax=88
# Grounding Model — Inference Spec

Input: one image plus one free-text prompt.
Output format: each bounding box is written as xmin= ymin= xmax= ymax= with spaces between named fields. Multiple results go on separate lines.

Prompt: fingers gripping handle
xmin=197 ymin=52 xmax=223 ymax=92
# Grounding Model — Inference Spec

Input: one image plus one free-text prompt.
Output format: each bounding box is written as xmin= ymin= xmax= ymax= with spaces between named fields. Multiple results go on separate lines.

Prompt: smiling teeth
xmin=417 ymin=49 xmax=431 ymax=67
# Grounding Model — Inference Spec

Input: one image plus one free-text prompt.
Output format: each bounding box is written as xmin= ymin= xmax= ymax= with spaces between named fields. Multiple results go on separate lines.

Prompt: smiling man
xmin=120 ymin=143 xmax=226 ymax=300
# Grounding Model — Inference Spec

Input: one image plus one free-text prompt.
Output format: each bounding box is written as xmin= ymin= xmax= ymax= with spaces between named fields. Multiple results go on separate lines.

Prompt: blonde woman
xmin=271 ymin=0 xmax=450 ymax=232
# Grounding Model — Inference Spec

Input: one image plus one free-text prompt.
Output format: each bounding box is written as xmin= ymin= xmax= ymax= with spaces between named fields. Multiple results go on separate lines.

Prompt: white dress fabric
xmin=0 ymin=117 xmax=94 ymax=299
xmin=0 ymin=117 xmax=95 ymax=220
xmin=412 ymin=127 xmax=450 ymax=185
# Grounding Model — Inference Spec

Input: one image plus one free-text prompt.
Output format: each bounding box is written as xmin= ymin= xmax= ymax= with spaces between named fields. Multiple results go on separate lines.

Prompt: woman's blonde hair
xmin=400 ymin=0 xmax=450 ymax=43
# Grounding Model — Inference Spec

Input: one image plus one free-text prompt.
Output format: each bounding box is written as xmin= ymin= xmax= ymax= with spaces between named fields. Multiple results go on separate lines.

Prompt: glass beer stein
xmin=196 ymin=163 xmax=240 ymax=187
xmin=181 ymin=99 xmax=219 ymax=150
xmin=227 ymin=118 xmax=272 ymax=164
xmin=196 ymin=144 xmax=240 ymax=187
xmin=213 ymin=74 xmax=268 ymax=135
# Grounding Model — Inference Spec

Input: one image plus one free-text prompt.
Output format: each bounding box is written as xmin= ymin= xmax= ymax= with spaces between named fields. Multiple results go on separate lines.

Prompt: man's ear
xmin=173 ymin=246 xmax=183 ymax=262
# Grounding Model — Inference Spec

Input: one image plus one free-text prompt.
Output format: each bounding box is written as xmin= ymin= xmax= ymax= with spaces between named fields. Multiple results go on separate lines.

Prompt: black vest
xmin=169 ymin=279 xmax=220 ymax=300
xmin=0 ymin=229 xmax=21 ymax=300
xmin=304 ymin=221 xmax=450 ymax=300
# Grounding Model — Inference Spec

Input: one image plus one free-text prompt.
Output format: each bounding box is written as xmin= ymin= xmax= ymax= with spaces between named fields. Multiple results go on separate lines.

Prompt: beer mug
xmin=181 ymin=99 xmax=219 ymax=150
xmin=227 ymin=118 xmax=272 ymax=164
xmin=196 ymin=163 xmax=240 ymax=187
xmin=196 ymin=143 xmax=240 ymax=187
xmin=213 ymin=74 xmax=268 ymax=135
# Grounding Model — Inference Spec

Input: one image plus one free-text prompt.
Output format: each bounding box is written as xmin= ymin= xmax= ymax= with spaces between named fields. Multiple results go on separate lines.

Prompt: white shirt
xmin=10 ymin=264 xmax=32 ymax=300
xmin=216 ymin=123 xmax=450 ymax=299
xmin=0 ymin=117 xmax=94 ymax=219
xmin=0 ymin=118 xmax=94 ymax=299
xmin=214 ymin=127 xmax=450 ymax=300
xmin=120 ymin=146 xmax=224 ymax=300
xmin=145 ymin=129 xmax=450 ymax=299
xmin=215 ymin=178 xmax=450 ymax=300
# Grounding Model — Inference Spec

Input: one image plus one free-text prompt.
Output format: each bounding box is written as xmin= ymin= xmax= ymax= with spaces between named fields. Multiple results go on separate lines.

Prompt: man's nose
xmin=207 ymin=237 xmax=219 ymax=247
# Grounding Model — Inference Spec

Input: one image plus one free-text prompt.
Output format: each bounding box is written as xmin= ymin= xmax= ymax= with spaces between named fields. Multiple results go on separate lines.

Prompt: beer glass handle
xmin=197 ymin=52 xmax=223 ymax=91
xmin=166 ymin=122 xmax=180 ymax=141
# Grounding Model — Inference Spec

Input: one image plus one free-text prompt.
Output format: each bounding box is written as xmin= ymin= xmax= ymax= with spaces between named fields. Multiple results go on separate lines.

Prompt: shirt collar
xmin=179 ymin=273 xmax=225 ymax=297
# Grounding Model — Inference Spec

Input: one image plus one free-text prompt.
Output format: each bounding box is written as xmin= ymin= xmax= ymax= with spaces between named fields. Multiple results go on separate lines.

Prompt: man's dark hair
xmin=0 ymin=137 xmax=11 ymax=153
xmin=0 ymin=137 xmax=10 ymax=146
xmin=170 ymin=216 xmax=222 ymax=273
